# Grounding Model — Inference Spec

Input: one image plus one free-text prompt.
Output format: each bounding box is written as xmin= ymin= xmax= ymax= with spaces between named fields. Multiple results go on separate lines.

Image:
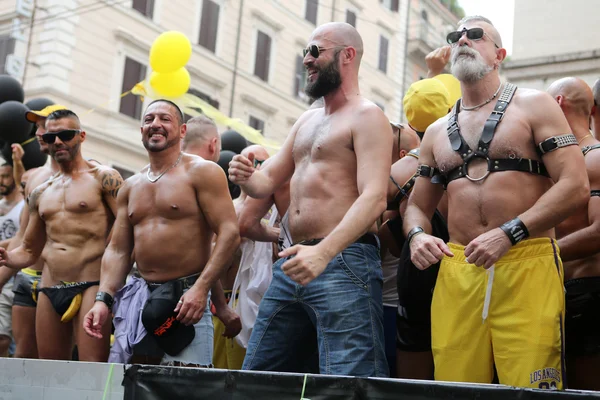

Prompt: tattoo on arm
xmin=101 ymin=169 xmax=124 ymax=199
xmin=28 ymin=188 xmax=41 ymax=212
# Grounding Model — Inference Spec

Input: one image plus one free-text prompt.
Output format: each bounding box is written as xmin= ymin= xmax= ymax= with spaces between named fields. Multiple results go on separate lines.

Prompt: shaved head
xmin=309 ymin=22 xmax=363 ymax=65
xmin=547 ymin=77 xmax=594 ymax=117
xmin=458 ymin=15 xmax=502 ymax=48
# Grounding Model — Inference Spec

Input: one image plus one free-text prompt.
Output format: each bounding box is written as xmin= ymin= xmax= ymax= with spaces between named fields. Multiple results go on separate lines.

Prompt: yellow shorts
xmin=431 ymin=238 xmax=565 ymax=389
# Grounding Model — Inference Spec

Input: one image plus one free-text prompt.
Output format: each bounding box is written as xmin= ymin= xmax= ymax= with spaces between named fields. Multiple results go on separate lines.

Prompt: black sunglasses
xmin=253 ymin=158 xmax=265 ymax=168
xmin=446 ymin=27 xmax=499 ymax=48
xmin=303 ymin=44 xmax=342 ymax=58
xmin=41 ymin=129 xmax=81 ymax=144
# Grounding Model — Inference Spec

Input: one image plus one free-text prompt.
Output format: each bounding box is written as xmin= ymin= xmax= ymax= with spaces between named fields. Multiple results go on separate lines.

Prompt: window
xmin=378 ymin=35 xmax=389 ymax=74
xmin=293 ymin=55 xmax=308 ymax=101
xmin=199 ymin=0 xmax=220 ymax=52
xmin=380 ymin=0 xmax=399 ymax=12
xmin=305 ymin=0 xmax=318 ymax=25
xmin=249 ymin=116 xmax=265 ymax=134
xmin=119 ymin=57 xmax=147 ymax=120
xmin=346 ymin=10 xmax=357 ymax=27
xmin=132 ymin=0 xmax=154 ymax=18
xmin=112 ymin=165 xmax=135 ymax=180
xmin=0 ymin=35 xmax=15 ymax=75
xmin=254 ymin=31 xmax=272 ymax=82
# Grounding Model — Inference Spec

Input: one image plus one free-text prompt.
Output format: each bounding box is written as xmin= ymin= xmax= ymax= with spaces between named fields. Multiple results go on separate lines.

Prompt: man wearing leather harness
xmin=403 ymin=16 xmax=588 ymax=389
xmin=548 ymin=77 xmax=600 ymax=390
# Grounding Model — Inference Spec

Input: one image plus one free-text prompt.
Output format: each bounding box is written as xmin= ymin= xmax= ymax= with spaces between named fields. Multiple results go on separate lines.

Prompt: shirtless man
xmin=0 ymin=109 xmax=123 ymax=361
xmin=592 ymin=79 xmax=600 ymax=139
xmin=4 ymin=105 xmax=66 ymax=359
xmin=403 ymin=16 xmax=588 ymax=389
xmin=229 ymin=22 xmax=391 ymax=377
xmin=0 ymin=163 xmax=25 ymax=356
xmin=83 ymin=99 xmax=240 ymax=367
xmin=182 ymin=115 xmax=221 ymax=162
xmin=548 ymin=77 xmax=600 ymax=390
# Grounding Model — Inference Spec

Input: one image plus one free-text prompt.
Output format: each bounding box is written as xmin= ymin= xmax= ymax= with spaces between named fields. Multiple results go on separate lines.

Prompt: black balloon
xmin=1 ymin=139 xmax=47 ymax=171
xmin=24 ymin=98 xmax=55 ymax=137
xmin=0 ymin=75 xmax=24 ymax=104
xmin=217 ymin=150 xmax=241 ymax=199
xmin=0 ymin=101 xmax=33 ymax=143
xmin=221 ymin=130 xmax=248 ymax=154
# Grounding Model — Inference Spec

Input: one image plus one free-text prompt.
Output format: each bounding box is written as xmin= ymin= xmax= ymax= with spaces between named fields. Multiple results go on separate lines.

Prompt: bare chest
xmin=128 ymin=177 xmax=201 ymax=225
xmin=39 ymin=177 xmax=103 ymax=219
xmin=293 ymin=116 xmax=353 ymax=165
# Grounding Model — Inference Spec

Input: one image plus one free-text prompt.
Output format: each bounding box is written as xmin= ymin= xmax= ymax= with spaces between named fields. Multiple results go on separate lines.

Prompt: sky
xmin=458 ymin=0 xmax=515 ymax=55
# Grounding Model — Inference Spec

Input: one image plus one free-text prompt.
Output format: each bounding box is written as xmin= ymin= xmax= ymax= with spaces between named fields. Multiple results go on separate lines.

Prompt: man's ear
xmin=399 ymin=149 xmax=407 ymax=159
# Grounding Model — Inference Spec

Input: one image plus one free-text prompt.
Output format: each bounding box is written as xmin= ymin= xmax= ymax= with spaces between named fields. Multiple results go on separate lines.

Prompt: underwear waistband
xmin=21 ymin=268 xmax=42 ymax=277
xmin=294 ymin=233 xmax=378 ymax=248
xmin=446 ymin=237 xmax=558 ymax=264
xmin=145 ymin=272 xmax=201 ymax=291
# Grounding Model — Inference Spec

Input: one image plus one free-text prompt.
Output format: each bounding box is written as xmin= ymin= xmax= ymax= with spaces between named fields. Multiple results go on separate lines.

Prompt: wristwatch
xmin=95 ymin=291 xmax=114 ymax=308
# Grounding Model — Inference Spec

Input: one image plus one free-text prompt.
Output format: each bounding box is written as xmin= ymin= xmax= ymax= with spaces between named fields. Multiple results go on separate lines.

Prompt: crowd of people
xmin=0 ymin=14 xmax=599 ymax=392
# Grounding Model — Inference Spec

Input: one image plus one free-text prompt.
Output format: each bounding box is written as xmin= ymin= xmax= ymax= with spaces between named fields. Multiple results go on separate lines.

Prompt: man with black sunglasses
xmin=229 ymin=22 xmax=392 ymax=377
xmin=0 ymin=109 xmax=123 ymax=362
xmin=403 ymin=16 xmax=588 ymax=389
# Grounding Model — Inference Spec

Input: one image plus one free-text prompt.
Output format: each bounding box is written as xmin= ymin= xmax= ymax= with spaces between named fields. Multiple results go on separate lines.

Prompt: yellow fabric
xmin=431 ymin=238 xmax=565 ymax=390
xmin=212 ymin=315 xmax=246 ymax=370
xmin=403 ymin=78 xmax=450 ymax=133
xmin=21 ymin=267 xmax=42 ymax=277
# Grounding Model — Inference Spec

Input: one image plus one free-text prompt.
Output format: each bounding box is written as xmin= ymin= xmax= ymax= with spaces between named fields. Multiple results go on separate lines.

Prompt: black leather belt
xmin=295 ymin=233 xmax=379 ymax=248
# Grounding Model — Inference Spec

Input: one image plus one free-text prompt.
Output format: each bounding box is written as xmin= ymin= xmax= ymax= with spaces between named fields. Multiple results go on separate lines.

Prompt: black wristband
xmin=500 ymin=217 xmax=529 ymax=245
xmin=407 ymin=226 xmax=425 ymax=245
xmin=95 ymin=291 xmax=114 ymax=308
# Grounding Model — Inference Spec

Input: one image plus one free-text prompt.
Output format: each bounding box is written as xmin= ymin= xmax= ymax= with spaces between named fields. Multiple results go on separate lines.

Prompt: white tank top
xmin=0 ymin=199 xmax=24 ymax=240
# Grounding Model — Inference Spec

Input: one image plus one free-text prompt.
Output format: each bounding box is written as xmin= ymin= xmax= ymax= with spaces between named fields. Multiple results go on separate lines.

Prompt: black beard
xmin=142 ymin=136 xmax=179 ymax=153
xmin=0 ymin=184 xmax=14 ymax=196
xmin=305 ymin=51 xmax=342 ymax=98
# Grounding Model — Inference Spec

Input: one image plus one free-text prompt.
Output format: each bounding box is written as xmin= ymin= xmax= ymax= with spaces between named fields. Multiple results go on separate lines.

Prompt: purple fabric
xmin=108 ymin=275 xmax=149 ymax=363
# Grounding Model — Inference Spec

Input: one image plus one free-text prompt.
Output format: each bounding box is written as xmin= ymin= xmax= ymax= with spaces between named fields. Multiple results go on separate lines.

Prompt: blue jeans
xmin=242 ymin=241 xmax=389 ymax=377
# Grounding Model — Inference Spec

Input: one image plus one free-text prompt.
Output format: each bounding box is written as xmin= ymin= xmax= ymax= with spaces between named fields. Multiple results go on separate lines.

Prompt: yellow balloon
xmin=150 ymin=68 xmax=191 ymax=98
xmin=149 ymin=31 xmax=192 ymax=73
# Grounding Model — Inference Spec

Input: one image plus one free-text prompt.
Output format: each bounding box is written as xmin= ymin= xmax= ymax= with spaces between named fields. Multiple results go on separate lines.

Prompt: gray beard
xmin=451 ymin=49 xmax=493 ymax=83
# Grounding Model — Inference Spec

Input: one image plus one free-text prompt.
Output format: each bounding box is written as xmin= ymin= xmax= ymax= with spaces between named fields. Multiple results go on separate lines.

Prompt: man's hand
xmin=409 ymin=233 xmax=453 ymax=270
xmin=426 ymin=46 xmax=451 ymax=77
xmin=228 ymin=153 xmax=256 ymax=185
xmin=279 ymin=245 xmax=331 ymax=286
xmin=214 ymin=305 xmax=242 ymax=338
xmin=464 ymin=228 xmax=512 ymax=269
xmin=175 ymin=285 xmax=208 ymax=326
xmin=83 ymin=302 xmax=110 ymax=339
xmin=11 ymin=144 xmax=24 ymax=162
xmin=0 ymin=248 xmax=9 ymax=267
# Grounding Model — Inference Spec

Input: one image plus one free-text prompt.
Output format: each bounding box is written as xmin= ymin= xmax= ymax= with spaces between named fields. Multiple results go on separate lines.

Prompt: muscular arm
xmin=99 ymin=167 xmax=124 ymax=218
xmin=519 ymin=92 xmax=589 ymax=236
xmin=403 ymin=124 xmax=446 ymax=236
xmin=193 ymin=162 xmax=241 ymax=294
xmin=238 ymin=195 xmax=280 ymax=242
xmin=558 ymin=151 xmax=600 ymax=261
xmin=317 ymin=106 xmax=392 ymax=259
xmin=4 ymin=189 xmax=47 ymax=270
xmin=98 ymin=182 xmax=134 ymax=296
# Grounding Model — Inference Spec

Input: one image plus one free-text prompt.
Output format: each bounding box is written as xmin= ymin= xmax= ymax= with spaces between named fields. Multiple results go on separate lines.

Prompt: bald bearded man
xmin=548 ymin=77 xmax=600 ymax=390
xmin=229 ymin=22 xmax=391 ymax=377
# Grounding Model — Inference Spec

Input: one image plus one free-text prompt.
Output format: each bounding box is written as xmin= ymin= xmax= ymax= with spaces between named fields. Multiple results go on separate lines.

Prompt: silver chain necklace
xmin=146 ymin=152 xmax=183 ymax=183
xmin=462 ymin=82 xmax=503 ymax=111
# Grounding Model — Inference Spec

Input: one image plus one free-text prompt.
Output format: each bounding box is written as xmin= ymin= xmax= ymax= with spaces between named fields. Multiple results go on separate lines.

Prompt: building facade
xmin=503 ymin=0 xmax=600 ymax=92
xmin=0 ymin=0 xmax=458 ymax=174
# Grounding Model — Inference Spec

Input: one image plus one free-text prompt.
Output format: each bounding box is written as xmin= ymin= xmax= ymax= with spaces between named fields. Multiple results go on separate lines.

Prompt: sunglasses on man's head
xmin=41 ymin=129 xmax=81 ymax=144
xmin=302 ymin=44 xmax=342 ymax=59
xmin=446 ymin=27 xmax=499 ymax=48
